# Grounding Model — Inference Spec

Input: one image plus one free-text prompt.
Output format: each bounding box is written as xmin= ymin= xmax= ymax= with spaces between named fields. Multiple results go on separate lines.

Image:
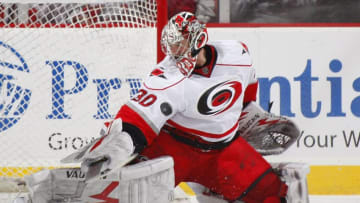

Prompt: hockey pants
xmin=141 ymin=131 xmax=287 ymax=202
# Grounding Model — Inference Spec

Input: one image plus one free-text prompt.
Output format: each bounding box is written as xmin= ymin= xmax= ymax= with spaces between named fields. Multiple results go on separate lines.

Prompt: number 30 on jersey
xmin=132 ymin=89 xmax=157 ymax=107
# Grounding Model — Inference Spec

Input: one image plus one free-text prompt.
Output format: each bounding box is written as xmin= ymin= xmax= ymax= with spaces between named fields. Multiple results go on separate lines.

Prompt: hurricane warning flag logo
xmin=0 ymin=41 xmax=31 ymax=133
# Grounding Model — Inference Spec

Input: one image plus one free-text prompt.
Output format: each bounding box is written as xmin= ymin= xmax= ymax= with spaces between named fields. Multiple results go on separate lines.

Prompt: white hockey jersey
xmin=117 ymin=40 xmax=258 ymax=148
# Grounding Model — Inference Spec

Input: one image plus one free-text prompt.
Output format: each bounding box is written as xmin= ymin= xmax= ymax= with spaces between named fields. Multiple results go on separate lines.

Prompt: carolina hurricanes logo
xmin=150 ymin=68 xmax=166 ymax=79
xmin=174 ymin=15 xmax=185 ymax=29
xmin=174 ymin=12 xmax=196 ymax=34
xmin=240 ymin=42 xmax=249 ymax=54
xmin=197 ymin=81 xmax=242 ymax=115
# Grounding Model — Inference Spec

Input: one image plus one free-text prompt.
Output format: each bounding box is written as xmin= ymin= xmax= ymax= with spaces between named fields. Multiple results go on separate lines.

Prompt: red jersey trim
xmin=193 ymin=45 xmax=217 ymax=78
xmin=216 ymin=64 xmax=252 ymax=67
xmin=143 ymin=76 xmax=186 ymax=91
xmin=243 ymin=81 xmax=258 ymax=103
xmin=166 ymin=119 xmax=239 ymax=139
xmin=115 ymin=103 xmax=158 ymax=145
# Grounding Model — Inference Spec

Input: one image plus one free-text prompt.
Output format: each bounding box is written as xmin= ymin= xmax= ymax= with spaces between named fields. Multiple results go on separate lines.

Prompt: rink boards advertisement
xmin=0 ymin=27 xmax=359 ymax=194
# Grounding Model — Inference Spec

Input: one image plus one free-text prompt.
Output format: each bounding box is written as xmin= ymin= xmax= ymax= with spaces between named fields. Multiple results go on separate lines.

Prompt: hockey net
xmin=0 ymin=0 xmax=166 ymax=197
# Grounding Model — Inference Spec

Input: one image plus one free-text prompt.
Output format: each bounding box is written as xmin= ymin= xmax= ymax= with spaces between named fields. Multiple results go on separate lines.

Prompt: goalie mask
xmin=161 ymin=12 xmax=208 ymax=76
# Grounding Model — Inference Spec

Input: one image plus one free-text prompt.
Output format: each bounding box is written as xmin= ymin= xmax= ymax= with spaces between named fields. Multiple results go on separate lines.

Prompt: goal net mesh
xmin=0 ymin=0 xmax=159 ymax=194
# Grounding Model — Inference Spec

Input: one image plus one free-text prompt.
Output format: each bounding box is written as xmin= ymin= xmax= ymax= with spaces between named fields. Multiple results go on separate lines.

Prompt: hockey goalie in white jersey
xmin=19 ymin=12 xmax=308 ymax=203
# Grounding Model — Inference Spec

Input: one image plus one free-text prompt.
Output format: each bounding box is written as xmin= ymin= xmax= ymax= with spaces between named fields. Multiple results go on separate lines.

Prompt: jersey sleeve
xmin=211 ymin=40 xmax=258 ymax=106
xmin=115 ymin=65 xmax=185 ymax=149
xmin=243 ymin=68 xmax=258 ymax=104
xmin=239 ymin=41 xmax=258 ymax=104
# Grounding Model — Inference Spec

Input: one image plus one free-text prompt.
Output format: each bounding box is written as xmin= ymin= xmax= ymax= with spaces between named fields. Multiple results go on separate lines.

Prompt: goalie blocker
xmin=15 ymin=156 xmax=175 ymax=203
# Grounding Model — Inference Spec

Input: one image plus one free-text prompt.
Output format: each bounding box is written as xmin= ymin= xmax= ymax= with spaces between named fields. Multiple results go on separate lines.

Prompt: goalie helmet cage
xmin=0 ymin=0 xmax=167 ymax=196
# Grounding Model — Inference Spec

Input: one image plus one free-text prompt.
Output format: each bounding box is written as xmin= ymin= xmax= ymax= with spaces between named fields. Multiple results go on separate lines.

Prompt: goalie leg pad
xmin=271 ymin=162 xmax=310 ymax=203
xmin=118 ymin=156 xmax=175 ymax=203
xmin=24 ymin=156 xmax=175 ymax=203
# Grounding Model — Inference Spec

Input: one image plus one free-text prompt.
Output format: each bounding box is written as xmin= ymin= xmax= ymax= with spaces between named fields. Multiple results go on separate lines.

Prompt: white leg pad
xmin=23 ymin=156 xmax=175 ymax=203
xmin=271 ymin=162 xmax=310 ymax=203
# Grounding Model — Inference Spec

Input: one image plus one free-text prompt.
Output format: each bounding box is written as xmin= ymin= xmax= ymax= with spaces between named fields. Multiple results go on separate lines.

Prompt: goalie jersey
xmin=116 ymin=40 xmax=258 ymax=150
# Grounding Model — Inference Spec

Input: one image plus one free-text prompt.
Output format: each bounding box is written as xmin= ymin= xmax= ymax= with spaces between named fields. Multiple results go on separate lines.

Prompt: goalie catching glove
xmin=237 ymin=102 xmax=300 ymax=155
xmin=61 ymin=118 xmax=136 ymax=182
